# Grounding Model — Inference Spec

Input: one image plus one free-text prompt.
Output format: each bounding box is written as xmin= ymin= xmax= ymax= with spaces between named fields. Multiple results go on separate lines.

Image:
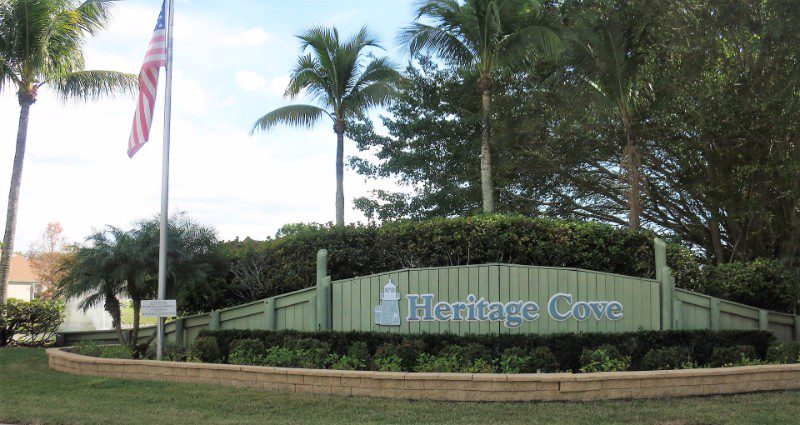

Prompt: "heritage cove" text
xmin=405 ymin=293 xmax=623 ymax=328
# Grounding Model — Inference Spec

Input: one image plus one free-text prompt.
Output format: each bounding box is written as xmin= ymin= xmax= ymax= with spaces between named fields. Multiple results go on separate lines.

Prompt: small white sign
xmin=141 ymin=300 xmax=177 ymax=318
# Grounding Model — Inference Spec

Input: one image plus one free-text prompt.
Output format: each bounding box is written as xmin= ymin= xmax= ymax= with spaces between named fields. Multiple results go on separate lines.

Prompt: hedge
xmin=223 ymin=215 xmax=699 ymax=300
xmin=198 ymin=329 xmax=773 ymax=373
xmin=691 ymin=259 xmax=799 ymax=313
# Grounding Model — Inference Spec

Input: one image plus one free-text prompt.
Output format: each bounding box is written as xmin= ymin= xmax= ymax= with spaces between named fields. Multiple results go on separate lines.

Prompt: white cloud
xmin=224 ymin=27 xmax=274 ymax=47
xmin=235 ymin=72 xmax=289 ymax=97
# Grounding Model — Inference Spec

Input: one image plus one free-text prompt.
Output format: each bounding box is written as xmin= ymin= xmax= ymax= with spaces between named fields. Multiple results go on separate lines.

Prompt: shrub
xmin=767 ymin=342 xmax=800 ymax=364
xmin=145 ymin=340 xmax=187 ymax=362
xmin=329 ymin=355 xmax=367 ymax=371
xmin=223 ymin=216 xmax=679 ymax=303
xmin=499 ymin=348 xmax=530 ymax=374
xmin=529 ymin=347 xmax=559 ymax=373
xmin=1 ymin=299 xmax=64 ymax=346
xmin=374 ymin=339 xmax=425 ymax=371
xmin=579 ymin=345 xmax=631 ymax=372
xmin=228 ymin=339 xmax=267 ymax=365
xmin=414 ymin=353 xmax=460 ymax=373
xmin=188 ymin=336 xmax=222 ymax=363
xmin=692 ymin=259 xmax=800 ymax=313
xmin=375 ymin=354 xmax=403 ymax=372
xmin=641 ymin=347 xmax=694 ymax=370
xmin=262 ymin=346 xmax=293 ymax=367
xmin=707 ymin=346 xmax=757 ymax=368
xmin=345 ymin=341 xmax=371 ymax=369
xmin=74 ymin=341 xmax=134 ymax=359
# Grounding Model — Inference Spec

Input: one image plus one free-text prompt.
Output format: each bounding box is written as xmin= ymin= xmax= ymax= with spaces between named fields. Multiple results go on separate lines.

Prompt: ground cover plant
xmin=6 ymin=347 xmax=800 ymax=424
xmin=74 ymin=329 xmax=778 ymax=373
xmin=0 ymin=298 xmax=64 ymax=347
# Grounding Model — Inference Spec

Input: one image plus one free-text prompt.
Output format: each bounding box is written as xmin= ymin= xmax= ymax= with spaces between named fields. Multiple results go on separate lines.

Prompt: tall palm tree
xmin=401 ymin=0 xmax=562 ymax=214
xmin=0 ymin=0 xmax=136 ymax=301
xmin=251 ymin=26 xmax=399 ymax=226
xmin=569 ymin=10 xmax=653 ymax=229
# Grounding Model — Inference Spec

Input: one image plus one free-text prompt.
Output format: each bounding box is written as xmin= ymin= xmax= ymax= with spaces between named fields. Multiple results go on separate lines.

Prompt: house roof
xmin=7 ymin=254 xmax=38 ymax=283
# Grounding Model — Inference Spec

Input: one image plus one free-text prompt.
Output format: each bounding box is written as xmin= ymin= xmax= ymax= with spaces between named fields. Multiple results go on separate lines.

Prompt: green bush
xmin=708 ymin=346 xmax=757 ymax=368
xmin=329 ymin=355 xmax=367 ymax=371
xmin=145 ymin=340 xmax=187 ymax=362
xmin=224 ymin=216 xmax=676 ymax=303
xmin=374 ymin=355 xmax=403 ymax=372
xmin=498 ymin=347 xmax=558 ymax=373
xmin=188 ymin=336 xmax=222 ymax=363
xmin=767 ymin=342 xmax=800 ymax=364
xmin=74 ymin=341 xmax=134 ymax=359
xmin=641 ymin=347 xmax=694 ymax=370
xmin=579 ymin=345 xmax=631 ymax=372
xmin=529 ymin=347 xmax=559 ymax=373
xmin=374 ymin=339 xmax=425 ymax=371
xmin=262 ymin=346 xmax=294 ymax=367
xmin=691 ymin=259 xmax=800 ymax=313
xmin=1 ymin=299 xmax=64 ymax=346
xmin=228 ymin=339 xmax=266 ymax=366
xmin=201 ymin=329 xmax=773 ymax=372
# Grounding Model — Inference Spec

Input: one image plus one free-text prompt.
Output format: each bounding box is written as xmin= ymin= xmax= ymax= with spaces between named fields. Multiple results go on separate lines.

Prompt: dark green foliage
xmin=695 ymin=260 xmax=799 ymax=313
xmin=767 ymin=342 xmax=800 ymax=365
xmin=201 ymin=329 xmax=773 ymax=372
xmin=228 ymin=339 xmax=267 ymax=366
xmin=708 ymin=346 xmax=757 ymax=368
xmin=579 ymin=345 xmax=630 ymax=372
xmin=188 ymin=336 xmax=222 ymax=364
xmin=1 ymin=299 xmax=64 ymax=346
xmin=529 ymin=347 xmax=559 ymax=373
xmin=73 ymin=341 xmax=134 ymax=359
xmin=641 ymin=347 xmax=693 ymax=371
xmin=225 ymin=215 xmax=663 ymax=302
xmin=145 ymin=340 xmax=186 ymax=362
xmin=374 ymin=339 xmax=425 ymax=371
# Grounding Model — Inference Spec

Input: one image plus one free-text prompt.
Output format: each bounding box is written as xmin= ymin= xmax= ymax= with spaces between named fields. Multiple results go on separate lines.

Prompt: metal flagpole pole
xmin=156 ymin=0 xmax=175 ymax=362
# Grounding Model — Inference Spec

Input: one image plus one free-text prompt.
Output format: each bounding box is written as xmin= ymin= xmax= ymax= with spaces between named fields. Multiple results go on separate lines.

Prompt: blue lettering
xmin=434 ymin=302 xmax=452 ymax=321
xmin=522 ymin=302 xmax=540 ymax=321
xmin=548 ymin=293 xmax=572 ymax=321
xmin=406 ymin=294 xmax=434 ymax=321
xmin=607 ymin=301 xmax=623 ymax=320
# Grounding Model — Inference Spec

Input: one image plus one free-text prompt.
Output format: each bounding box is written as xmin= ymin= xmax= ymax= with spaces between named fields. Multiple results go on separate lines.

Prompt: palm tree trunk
xmin=480 ymin=88 xmax=495 ymax=214
xmin=334 ymin=121 xmax=346 ymax=226
xmin=0 ymin=95 xmax=34 ymax=302
xmin=104 ymin=293 xmax=125 ymax=345
xmin=621 ymin=113 xmax=640 ymax=229
xmin=131 ymin=297 xmax=141 ymax=350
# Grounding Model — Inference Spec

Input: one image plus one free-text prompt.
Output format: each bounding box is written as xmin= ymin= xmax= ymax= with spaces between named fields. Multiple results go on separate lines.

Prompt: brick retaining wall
xmin=48 ymin=348 xmax=800 ymax=402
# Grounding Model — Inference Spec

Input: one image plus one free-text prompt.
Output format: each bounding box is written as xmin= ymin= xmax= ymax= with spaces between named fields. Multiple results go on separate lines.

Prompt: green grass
xmin=120 ymin=304 xmax=157 ymax=326
xmin=3 ymin=348 xmax=800 ymax=425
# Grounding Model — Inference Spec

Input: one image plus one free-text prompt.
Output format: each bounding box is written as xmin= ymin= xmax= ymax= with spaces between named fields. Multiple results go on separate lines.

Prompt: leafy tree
xmin=56 ymin=215 xmax=221 ymax=349
xmin=564 ymin=0 xmax=662 ymax=229
xmin=0 ymin=0 xmax=136 ymax=302
xmin=401 ymin=0 xmax=562 ymax=213
xmin=251 ymin=26 xmax=399 ymax=226
xmin=27 ymin=222 xmax=73 ymax=298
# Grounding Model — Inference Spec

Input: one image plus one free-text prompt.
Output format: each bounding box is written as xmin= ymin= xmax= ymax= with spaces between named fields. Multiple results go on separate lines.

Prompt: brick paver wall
xmin=48 ymin=348 xmax=800 ymax=402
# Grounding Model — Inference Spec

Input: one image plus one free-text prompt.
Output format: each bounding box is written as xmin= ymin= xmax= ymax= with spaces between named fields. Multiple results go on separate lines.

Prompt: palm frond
xmin=52 ymin=70 xmax=136 ymax=102
xmin=400 ymin=22 xmax=475 ymax=68
xmin=343 ymin=81 xmax=397 ymax=116
xmin=250 ymin=104 xmax=331 ymax=135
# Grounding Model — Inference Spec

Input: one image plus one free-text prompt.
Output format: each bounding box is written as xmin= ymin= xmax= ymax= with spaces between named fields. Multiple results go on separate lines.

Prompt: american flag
xmin=128 ymin=1 xmax=168 ymax=158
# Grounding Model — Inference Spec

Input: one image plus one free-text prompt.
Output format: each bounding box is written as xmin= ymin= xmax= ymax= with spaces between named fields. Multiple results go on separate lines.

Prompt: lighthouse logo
xmin=374 ymin=278 xmax=401 ymax=326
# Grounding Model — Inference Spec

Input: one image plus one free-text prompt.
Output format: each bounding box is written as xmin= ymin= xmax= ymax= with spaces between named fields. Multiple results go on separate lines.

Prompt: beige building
xmin=6 ymin=254 xmax=41 ymax=302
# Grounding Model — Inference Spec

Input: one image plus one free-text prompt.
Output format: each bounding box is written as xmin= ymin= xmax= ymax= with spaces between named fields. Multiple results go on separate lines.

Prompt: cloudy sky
xmin=0 ymin=0 xmax=417 ymax=250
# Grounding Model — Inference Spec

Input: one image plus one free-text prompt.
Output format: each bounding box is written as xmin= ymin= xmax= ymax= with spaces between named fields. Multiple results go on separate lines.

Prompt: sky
xmin=0 ymin=0 xmax=418 ymax=250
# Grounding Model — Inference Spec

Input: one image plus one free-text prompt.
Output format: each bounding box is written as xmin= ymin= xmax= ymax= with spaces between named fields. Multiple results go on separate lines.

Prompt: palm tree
xmin=0 ymin=0 xmax=136 ymax=301
xmin=57 ymin=214 xmax=219 ymax=349
xmin=569 ymin=10 xmax=652 ymax=229
xmin=401 ymin=0 xmax=562 ymax=214
xmin=251 ymin=26 xmax=399 ymax=226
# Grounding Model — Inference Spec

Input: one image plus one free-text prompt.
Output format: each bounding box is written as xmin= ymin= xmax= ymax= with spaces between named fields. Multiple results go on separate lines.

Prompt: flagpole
xmin=156 ymin=0 xmax=175 ymax=362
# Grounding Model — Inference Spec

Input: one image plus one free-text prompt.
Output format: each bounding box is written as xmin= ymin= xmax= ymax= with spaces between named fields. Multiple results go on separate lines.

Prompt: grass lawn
xmin=3 ymin=348 xmax=800 ymax=425
xmin=120 ymin=304 xmax=157 ymax=327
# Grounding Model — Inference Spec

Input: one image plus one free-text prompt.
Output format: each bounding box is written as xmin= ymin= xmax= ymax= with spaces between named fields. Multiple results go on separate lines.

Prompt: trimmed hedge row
xmin=223 ymin=215 xmax=699 ymax=300
xmin=198 ymin=329 xmax=773 ymax=373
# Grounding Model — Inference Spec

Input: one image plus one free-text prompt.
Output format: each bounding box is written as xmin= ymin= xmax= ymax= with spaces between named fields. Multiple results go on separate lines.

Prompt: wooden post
xmin=794 ymin=316 xmax=800 ymax=342
xmin=209 ymin=311 xmax=221 ymax=331
xmin=264 ymin=298 xmax=275 ymax=330
xmin=710 ymin=299 xmax=721 ymax=331
xmin=316 ymin=249 xmax=331 ymax=331
xmin=758 ymin=309 xmax=769 ymax=331
xmin=174 ymin=318 xmax=185 ymax=347
xmin=654 ymin=238 xmax=674 ymax=330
